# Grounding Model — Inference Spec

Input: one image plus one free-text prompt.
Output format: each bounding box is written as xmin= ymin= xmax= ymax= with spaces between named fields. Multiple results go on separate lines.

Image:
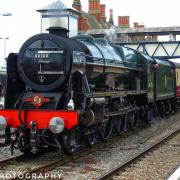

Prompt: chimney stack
xmin=72 ymin=0 xmax=82 ymax=11
xmin=47 ymin=27 xmax=69 ymax=38
xmin=88 ymin=0 xmax=101 ymax=20
xmin=118 ymin=16 xmax=130 ymax=28
xmin=72 ymin=0 xmax=82 ymax=31
xmin=133 ymin=22 xmax=145 ymax=28
xmin=133 ymin=22 xmax=138 ymax=28
xmin=100 ymin=4 xmax=106 ymax=22
xmin=109 ymin=9 xmax=114 ymax=25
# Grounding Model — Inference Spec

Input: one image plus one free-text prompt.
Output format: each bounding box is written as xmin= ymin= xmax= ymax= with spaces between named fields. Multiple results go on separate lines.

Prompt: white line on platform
xmin=168 ymin=166 xmax=180 ymax=180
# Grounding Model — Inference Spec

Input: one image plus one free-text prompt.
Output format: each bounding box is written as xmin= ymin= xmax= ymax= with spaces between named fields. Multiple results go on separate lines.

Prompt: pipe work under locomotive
xmin=0 ymin=27 xmax=177 ymax=154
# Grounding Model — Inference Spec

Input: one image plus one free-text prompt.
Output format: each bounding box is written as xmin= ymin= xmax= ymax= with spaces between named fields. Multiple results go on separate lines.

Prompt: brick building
xmin=37 ymin=0 xmax=156 ymax=42
xmin=72 ymin=0 xmax=111 ymax=31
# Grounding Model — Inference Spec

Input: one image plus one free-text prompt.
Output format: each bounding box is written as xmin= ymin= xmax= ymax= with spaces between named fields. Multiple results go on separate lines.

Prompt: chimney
xmin=118 ymin=16 xmax=130 ymax=28
xmin=79 ymin=17 xmax=89 ymax=31
xmin=133 ymin=22 xmax=145 ymax=28
xmin=100 ymin=4 xmax=106 ymax=22
xmin=72 ymin=0 xmax=82 ymax=11
xmin=88 ymin=0 xmax=101 ymax=19
xmin=134 ymin=22 xmax=139 ymax=28
xmin=72 ymin=0 xmax=82 ymax=30
xmin=47 ymin=27 xmax=69 ymax=38
xmin=109 ymin=9 xmax=114 ymax=25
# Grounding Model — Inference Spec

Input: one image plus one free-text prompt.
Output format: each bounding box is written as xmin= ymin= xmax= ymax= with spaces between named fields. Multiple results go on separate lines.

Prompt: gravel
xmin=49 ymin=112 xmax=180 ymax=180
xmin=112 ymin=132 xmax=180 ymax=180
xmin=0 ymin=131 xmax=21 ymax=160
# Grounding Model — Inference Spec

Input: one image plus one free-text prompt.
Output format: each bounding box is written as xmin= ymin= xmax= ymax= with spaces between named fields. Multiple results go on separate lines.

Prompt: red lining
xmin=0 ymin=110 xmax=78 ymax=129
xmin=176 ymin=86 xmax=180 ymax=97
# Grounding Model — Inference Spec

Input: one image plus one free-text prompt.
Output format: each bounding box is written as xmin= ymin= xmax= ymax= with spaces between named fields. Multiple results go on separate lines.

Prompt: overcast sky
xmin=0 ymin=0 xmax=180 ymax=66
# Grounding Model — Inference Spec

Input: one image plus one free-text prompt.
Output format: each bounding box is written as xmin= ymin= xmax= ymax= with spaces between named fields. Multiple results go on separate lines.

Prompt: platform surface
xmin=167 ymin=166 xmax=180 ymax=180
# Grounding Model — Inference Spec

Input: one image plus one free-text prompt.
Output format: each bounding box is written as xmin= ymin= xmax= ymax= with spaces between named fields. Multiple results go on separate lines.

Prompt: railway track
xmin=0 ymin=134 xmax=6 ymax=138
xmin=0 ymin=113 xmax=179 ymax=180
xmin=0 ymin=132 xmax=15 ymax=147
xmin=9 ymin=133 xmax=131 ymax=180
xmin=96 ymin=128 xmax=180 ymax=180
xmin=0 ymin=134 xmax=7 ymax=147
xmin=0 ymin=154 xmax=24 ymax=167
xmin=8 ymin=128 xmax=179 ymax=180
xmin=0 ymin=143 xmax=8 ymax=148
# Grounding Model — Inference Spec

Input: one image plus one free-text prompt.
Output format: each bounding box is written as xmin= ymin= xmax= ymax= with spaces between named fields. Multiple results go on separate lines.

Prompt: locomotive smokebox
xmin=47 ymin=27 xmax=69 ymax=38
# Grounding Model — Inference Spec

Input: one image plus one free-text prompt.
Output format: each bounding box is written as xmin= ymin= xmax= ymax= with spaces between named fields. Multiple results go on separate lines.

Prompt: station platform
xmin=167 ymin=166 xmax=180 ymax=180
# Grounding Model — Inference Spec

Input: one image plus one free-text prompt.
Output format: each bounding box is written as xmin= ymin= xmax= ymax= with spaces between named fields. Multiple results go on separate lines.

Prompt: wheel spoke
xmin=129 ymin=111 xmax=139 ymax=130
xmin=98 ymin=120 xmax=112 ymax=141
xmin=113 ymin=116 xmax=122 ymax=134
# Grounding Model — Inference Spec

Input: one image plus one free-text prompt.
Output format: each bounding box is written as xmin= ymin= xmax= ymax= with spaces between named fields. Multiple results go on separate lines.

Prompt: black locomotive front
xmin=17 ymin=28 xmax=88 ymax=92
xmin=2 ymin=28 xmax=92 ymax=154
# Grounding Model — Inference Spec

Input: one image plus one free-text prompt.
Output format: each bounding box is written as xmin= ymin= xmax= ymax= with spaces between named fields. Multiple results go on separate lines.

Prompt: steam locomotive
xmin=0 ymin=27 xmax=178 ymax=155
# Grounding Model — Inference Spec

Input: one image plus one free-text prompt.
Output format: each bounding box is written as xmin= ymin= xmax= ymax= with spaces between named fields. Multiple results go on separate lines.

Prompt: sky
xmin=0 ymin=0 xmax=180 ymax=66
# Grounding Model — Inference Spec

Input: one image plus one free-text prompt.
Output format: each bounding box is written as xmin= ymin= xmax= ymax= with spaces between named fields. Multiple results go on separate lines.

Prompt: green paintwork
xmin=74 ymin=35 xmax=143 ymax=91
xmin=136 ymin=53 xmax=154 ymax=101
xmin=138 ymin=54 xmax=175 ymax=102
xmin=155 ymin=59 xmax=174 ymax=100
xmin=147 ymin=63 xmax=154 ymax=101
xmin=73 ymin=35 xmax=175 ymax=102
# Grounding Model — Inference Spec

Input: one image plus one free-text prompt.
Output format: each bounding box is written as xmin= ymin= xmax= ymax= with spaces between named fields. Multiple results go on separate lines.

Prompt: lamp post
xmin=0 ymin=13 xmax=12 ymax=16
xmin=0 ymin=37 xmax=9 ymax=67
xmin=4 ymin=37 xmax=9 ymax=62
xmin=0 ymin=12 xmax=12 ymax=67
